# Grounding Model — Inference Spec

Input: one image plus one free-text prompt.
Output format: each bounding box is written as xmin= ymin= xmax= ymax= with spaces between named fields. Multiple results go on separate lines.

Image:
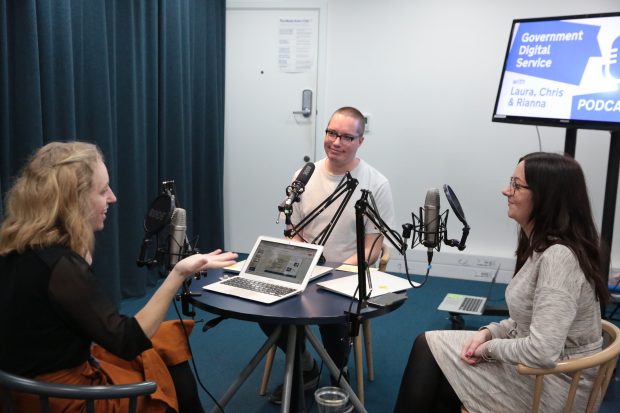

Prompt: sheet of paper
xmin=278 ymin=18 xmax=314 ymax=73
xmin=317 ymin=271 xmax=418 ymax=299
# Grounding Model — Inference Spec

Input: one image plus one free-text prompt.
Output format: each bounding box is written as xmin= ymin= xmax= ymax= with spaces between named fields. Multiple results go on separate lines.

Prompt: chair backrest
xmin=378 ymin=243 xmax=390 ymax=272
xmin=516 ymin=319 xmax=620 ymax=413
xmin=0 ymin=369 xmax=157 ymax=413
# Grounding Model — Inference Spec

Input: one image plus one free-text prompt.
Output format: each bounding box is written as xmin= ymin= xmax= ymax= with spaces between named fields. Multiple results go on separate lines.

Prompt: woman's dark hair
xmin=514 ymin=152 xmax=608 ymax=305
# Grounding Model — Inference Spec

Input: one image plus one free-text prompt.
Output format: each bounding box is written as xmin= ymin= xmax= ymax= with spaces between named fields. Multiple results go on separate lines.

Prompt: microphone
xmin=606 ymin=36 xmax=620 ymax=80
xmin=137 ymin=193 xmax=174 ymax=267
xmin=407 ymin=186 xmax=468 ymax=266
xmin=168 ymin=208 xmax=187 ymax=270
xmin=423 ymin=188 xmax=440 ymax=263
xmin=280 ymin=162 xmax=316 ymax=213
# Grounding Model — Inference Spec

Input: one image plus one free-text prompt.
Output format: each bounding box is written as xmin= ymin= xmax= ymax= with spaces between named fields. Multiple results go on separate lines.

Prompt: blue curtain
xmin=0 ymin=0 xmax=226 ymax=303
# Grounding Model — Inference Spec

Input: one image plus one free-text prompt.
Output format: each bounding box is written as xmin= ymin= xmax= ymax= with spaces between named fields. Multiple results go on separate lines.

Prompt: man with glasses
xmin=264 ymin=106 xmax=396 ymax=407
xmin=291 ymin=106 xmax=395 ymax=265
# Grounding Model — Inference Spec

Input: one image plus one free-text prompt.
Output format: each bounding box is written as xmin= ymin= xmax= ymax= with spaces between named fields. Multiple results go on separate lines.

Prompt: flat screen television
xmin=492 ymin=12 xmax=620 ymax=131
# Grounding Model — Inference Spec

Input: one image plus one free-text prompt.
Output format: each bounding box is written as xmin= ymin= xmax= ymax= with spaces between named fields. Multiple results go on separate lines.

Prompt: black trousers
xmin=168 ymin=361 xmax=205 ymax=413
xmin=393 ymin=333 xmax=460 ymax=413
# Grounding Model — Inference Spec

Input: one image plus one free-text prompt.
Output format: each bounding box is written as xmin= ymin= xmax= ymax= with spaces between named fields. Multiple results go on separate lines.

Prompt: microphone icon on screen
xmin=603 ymin=36 xmax=620 ymax=81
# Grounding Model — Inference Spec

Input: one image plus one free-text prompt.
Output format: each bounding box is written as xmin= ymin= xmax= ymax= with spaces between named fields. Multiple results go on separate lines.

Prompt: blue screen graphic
xmin=493 ymin=13 xmax=620 ymax=129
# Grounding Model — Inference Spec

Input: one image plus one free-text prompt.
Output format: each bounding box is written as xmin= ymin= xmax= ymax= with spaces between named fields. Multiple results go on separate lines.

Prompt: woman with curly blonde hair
xmin=0 ymin=141 xmax=100 ymax=257
xmin=0 ymin=141 xmax=237 ymax=412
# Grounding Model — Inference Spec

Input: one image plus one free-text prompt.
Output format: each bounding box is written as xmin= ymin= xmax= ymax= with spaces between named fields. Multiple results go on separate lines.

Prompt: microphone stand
xmin=281 ymin=173 xmax=359 ymax=260
xmin=442 ymin=209 xmax=470 ymax=250
xmin=137 ymin=180 xmax=205 ymax=318
xmin=350 ymin=189 xmax=410 ymax=337
xmin=348 ymin=186 xmax=470 ymax=336
xmin=441 ymin=184 xmax=470 ymax=251
xmin=176 ymin=237 xmax=204 ymax=318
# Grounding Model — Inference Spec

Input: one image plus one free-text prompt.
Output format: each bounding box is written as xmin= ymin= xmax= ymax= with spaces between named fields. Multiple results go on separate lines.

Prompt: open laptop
xmin=203 ymin=235 xmax=324 ymax=304
xmin=437 ymin=265 xmax=501 ymax=315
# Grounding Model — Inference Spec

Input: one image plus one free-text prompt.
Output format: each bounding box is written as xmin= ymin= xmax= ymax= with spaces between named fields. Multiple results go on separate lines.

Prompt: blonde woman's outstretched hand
xmin=173 ymin=250 xmax=238 ymax=278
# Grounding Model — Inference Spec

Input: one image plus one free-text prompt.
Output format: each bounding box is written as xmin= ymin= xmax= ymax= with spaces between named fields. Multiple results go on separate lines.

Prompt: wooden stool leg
xmin=259 ymin=345 xmax=277 ymax=395
xmin=362 ymin=320 xmax=374 ymax=381
xmin=353 ymin=334 xmax=365 ymax=404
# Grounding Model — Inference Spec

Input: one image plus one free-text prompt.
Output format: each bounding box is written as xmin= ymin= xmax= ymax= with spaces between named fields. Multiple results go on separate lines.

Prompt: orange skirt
xmin=7 ymin=319 xmax=194 ymax=413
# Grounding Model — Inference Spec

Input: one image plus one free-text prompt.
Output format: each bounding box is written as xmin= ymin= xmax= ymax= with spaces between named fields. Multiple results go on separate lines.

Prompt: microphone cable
xmin=171 ymin=297 xmax=226 ymax=413
xmin=405 ymin=254 xmax=430 ymax=289
xmin=399 ymin=245 xmax=431 ymax=289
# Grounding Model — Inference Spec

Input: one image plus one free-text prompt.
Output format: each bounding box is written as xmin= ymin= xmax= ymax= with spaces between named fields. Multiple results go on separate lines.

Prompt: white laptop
xmin=203 ymin=236 xmax=324 ymax=304
xmin=437 ymin=266 xmax=501 ymax=315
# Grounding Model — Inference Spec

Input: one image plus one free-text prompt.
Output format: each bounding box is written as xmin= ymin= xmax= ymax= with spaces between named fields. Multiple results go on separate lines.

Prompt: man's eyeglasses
xmin=509 ymin=177 xmax=530 ymax=194
xmin=325 ymin=129 xmax=359 ymax=143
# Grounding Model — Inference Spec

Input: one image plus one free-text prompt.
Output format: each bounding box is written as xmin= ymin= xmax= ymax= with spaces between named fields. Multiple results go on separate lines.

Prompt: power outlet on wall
xmin=363 ymin=113 xmax=371 ymax=133
xmin=476 ymin=258 xmax=498 ymax=268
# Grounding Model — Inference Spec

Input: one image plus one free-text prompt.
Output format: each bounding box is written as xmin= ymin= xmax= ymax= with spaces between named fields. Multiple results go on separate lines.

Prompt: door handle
xmin=293 ymin=89 xmax=312 ymax=118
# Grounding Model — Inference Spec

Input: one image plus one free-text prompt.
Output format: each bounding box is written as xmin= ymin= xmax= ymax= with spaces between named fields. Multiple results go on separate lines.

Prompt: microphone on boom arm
xmin=278 ymin=162 xmax=316 ymax=220
xmin=168 ymin=207 xmax=188 ymax=270
xmin=410 ymin=185 xmax=469 ymax=264
xmin=422 ymin=188 xmax=441 ymax=264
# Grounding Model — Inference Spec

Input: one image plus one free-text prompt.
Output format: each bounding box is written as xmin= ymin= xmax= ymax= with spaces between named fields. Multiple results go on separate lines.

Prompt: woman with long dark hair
xmin=394 ymin=152 xmax=608 ymax=412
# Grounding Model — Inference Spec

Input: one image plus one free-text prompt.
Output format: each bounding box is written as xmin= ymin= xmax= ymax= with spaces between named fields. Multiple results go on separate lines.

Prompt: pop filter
xmin=143 ymin=193 xmax=174 ymax=237
xmin=443 ymin=184 xmax=467 ymax=225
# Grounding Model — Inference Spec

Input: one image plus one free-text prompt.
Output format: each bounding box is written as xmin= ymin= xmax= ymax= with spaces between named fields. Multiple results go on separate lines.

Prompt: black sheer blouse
xmin=0 ymin=246 xmax=151 ymax=377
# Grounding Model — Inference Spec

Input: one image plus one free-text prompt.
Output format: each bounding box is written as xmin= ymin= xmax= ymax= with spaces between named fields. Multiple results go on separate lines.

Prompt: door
xmin=224 ymin=5 xmax=323 ymax=253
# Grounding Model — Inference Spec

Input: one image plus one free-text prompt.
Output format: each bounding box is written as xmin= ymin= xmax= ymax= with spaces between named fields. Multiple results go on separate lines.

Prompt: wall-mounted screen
xmin=492 ymin=12 xmax=620 ymax=130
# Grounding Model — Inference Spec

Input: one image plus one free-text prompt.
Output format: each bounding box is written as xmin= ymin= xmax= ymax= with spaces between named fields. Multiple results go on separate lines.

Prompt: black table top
xmin=188 ymin=267 xmax=406 ymax=325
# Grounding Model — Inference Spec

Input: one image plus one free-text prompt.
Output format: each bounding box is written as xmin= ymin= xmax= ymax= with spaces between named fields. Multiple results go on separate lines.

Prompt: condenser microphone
xmin=285 ymin=162 xmax=315 ymax=206
xmin=168 ymin=208 xmax=187 ymax=269
xmin=280 ymin=162 xmax=316 ymax=216
xmin=423 ymin=188 xmax=440 ymax=263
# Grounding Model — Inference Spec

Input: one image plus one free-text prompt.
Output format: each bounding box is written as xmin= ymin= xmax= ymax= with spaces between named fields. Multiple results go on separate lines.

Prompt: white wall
xmin=320 ymin=0 xmax=620 ymax=279
xmin=227 ymin=0 xmax=620 ymax=279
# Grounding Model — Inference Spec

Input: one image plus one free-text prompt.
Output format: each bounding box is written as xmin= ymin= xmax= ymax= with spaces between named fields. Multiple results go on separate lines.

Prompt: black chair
xmin=0 ymin=368 xmax=157 ymax=413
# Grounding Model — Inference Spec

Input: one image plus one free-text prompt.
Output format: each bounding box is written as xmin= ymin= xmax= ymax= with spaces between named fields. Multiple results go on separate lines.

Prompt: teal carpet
xmin=120 ymin=274 xmax=620 ymax=412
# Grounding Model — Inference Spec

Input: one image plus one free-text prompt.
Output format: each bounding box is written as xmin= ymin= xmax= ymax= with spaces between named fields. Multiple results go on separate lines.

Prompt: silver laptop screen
xmin=245 ymin=240 xmax=318 ymax=285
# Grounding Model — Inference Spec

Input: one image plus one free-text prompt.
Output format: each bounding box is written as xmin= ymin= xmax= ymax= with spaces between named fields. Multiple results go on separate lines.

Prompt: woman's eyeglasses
xmin=509 ymin=176 xmax=530 ymax=194
xmin=325 ymin=129 xmax=359 ymax=143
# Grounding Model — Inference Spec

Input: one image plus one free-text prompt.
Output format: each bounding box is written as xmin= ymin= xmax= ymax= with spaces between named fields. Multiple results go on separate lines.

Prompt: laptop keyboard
xmin=221 ymin=277 xmax=296 ymax=297
xmin=459 ymin=297 xmax=484 ymax=312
